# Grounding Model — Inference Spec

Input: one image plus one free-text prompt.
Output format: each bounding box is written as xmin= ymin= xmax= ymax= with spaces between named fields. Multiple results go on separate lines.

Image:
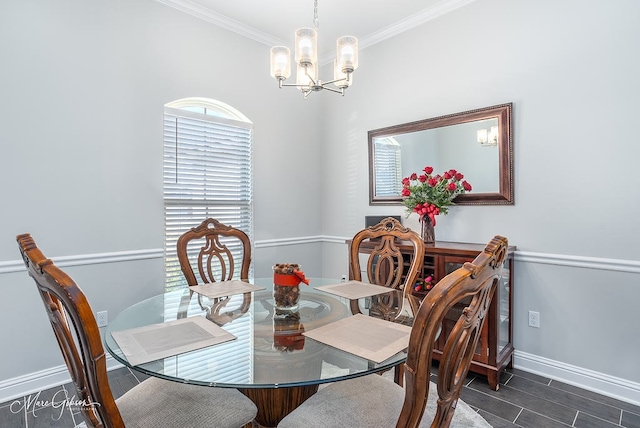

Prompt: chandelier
xmin=269 ymin=0 xmax=358 ymax=99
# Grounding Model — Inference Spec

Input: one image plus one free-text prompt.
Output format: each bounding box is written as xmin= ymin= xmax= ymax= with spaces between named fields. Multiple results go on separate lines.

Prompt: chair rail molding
xmin=0 ymin=248 xmax=164 ymax=274
xmin=2 ymin=242 xmax=640 ymax=275
xmin=514 ymin=251 xmax=640 ymax=274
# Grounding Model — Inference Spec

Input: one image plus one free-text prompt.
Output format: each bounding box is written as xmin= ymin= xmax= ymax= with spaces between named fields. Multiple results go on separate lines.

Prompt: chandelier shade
xmin=270 ymin=46 xmax=291 ymax=80
xmin=269 ymin=0 xmax=358 ymax=98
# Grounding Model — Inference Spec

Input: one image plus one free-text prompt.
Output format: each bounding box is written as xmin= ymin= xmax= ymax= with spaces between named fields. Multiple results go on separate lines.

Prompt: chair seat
xmin=117 ymin=377 xmax=257 ymax=428
xmin=278 ymin=374 xmax=491 ymax=428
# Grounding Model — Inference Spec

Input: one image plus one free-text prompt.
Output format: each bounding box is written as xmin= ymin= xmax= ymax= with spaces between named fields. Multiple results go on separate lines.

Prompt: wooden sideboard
xmin=348 ymin=239 xmax=516 ymax=390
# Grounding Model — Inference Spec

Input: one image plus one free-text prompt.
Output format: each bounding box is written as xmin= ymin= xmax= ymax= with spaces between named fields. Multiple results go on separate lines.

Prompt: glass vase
xmin=420 ymin=216 xmax=435 ymax=243
xmin=273 ymin=264 xmax=304 ymax=314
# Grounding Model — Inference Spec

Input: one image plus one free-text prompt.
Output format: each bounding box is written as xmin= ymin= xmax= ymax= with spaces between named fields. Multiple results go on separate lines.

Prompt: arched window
xmin=373 ymin=137 xmax=403 ymax=197
xmin=163 ymin=98 xmax=253 ymax=291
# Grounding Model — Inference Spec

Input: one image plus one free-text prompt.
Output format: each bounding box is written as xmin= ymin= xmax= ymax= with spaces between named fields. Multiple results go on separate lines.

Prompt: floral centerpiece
xmin=401 ymin=166 xmax=472 ymax=242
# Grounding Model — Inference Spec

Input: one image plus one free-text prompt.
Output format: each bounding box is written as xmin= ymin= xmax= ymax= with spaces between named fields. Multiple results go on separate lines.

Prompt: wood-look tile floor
xmin=1 ymin=366 xmax=638 ymax=427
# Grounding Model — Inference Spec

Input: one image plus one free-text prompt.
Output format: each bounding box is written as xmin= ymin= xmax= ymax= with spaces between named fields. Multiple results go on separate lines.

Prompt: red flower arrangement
xmin=401 ymin=166 xmax=472 ymax=225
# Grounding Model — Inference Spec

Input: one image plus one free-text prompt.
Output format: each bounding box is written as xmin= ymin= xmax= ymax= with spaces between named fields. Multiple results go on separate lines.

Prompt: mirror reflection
xmin=368 ymin=103 xmax=513 ymax=205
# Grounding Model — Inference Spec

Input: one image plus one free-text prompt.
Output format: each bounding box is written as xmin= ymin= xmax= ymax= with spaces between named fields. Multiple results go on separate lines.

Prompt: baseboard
xmin=3 ymin=351 xmax=638 ymax=408
xmin=0 ymin=356 xmax=124 ymax=404
xmin=514 ymin=350 xmax=640 ymax=406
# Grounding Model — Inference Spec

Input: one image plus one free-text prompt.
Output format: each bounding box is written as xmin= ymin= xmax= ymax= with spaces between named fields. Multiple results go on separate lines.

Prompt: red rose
xmin=443 ymin=172 xmax=452 ymax=179
xmin=418 ymin=174 xmax=427 ymax=183
xmin=401 ymin=187 xmax=411 ymax=196
xmin=402 ymin=177 xmax=410 ymax=186
xmin=447 ymin=182 xmax=457 ymax=191
xmin=463 ymin=181 xmax=472 ymax=191
xmin=423 ymin=166 xmax=434 ymax=175
xmin=410 ymin=173 xmax=417 ymax=180
xmin=448 ymin=169 xmax=457 ymax=176
xmin=427 ymin=178 xmax=437 ymax=187
xmin=455 ymin=172 xmax=464 ymax=181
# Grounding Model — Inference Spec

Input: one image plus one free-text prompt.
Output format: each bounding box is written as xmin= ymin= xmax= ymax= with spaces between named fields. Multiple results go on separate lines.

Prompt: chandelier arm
xmin=279 ymin=82 xmax=312 ymax=89
xmin=320 ymin=86 xmax=345 ymax=95
xmin=322 ymin=76 xmax=349 ymax=86
xmin=303 ymin=65 xmax=318 ymax=86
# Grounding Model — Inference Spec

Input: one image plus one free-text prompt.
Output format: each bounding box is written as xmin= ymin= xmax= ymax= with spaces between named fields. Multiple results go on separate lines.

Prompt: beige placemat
xmin=303 ymin=314 xmax=412 ymax=363
xmin=111 ymin=316 xmax=236 ymax=366
xmin=189 ymin=280 xmax=264 ymax=299
xmin=316 ymin=280 xmax=393 ymax=299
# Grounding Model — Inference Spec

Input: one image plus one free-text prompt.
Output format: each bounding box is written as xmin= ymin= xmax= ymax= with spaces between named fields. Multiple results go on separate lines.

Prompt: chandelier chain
xmin=313 ymin=0 xmax=319 ymax=30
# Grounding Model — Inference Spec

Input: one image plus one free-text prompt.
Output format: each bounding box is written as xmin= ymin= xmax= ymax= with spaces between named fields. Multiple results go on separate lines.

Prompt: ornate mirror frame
xmin=368 ymin=103 xmax=514 ymax=205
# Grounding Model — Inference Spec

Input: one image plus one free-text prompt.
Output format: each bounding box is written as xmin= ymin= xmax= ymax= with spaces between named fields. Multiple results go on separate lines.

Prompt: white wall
xmin=320 ymin=0 xmax=640 ymax=404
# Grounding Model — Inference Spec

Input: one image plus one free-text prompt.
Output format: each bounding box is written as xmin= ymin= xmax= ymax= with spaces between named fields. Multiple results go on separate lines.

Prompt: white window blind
xmin=373 ymin=137 xmax=403 ymax=196
xmin=163 ymin=104 xmax=253 ymax=292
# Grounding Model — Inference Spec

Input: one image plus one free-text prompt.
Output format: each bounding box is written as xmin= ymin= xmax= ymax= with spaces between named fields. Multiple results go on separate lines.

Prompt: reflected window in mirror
xmin=368 ymin=103 xmax=513 ymax=205
xmin=373 ymin=137 xmax=403 ymax=197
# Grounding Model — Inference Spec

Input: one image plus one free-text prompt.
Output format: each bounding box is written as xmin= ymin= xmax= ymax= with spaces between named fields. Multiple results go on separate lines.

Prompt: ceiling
xmin=155 ymin=0 xmax=477 ymax=63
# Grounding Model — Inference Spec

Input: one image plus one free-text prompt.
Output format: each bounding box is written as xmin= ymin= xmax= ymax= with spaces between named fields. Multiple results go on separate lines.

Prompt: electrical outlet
xmin=528 ymin=310 xmax=540 ymax=328
xmin=97 ymin=311 xmax=108 ymax=327
xmin=341 ymin=275 xmax=347 ymax=282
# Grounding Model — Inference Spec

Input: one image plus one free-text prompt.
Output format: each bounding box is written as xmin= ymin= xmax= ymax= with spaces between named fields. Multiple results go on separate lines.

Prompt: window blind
xmin=373 ymin=138 xmax=403 ymax=196
xmin=163 ymin=106 xmax=253 ymax=292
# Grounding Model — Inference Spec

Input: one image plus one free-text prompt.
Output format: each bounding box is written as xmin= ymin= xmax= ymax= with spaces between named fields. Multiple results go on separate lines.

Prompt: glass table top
xmin=104 ymin=278 xmax=418 ymax=389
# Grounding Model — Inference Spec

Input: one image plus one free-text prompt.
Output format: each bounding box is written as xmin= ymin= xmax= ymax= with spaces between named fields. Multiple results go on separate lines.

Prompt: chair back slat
xmin=177 ymin=218 xmax=252 ymax=286
xmin=350 ymin=217 xmax=425 ymax=298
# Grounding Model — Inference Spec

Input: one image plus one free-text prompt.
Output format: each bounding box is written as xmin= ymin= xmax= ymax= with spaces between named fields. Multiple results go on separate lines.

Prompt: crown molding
xmin=153 ymin=0 xmax=287 ymax=47
xmin=155 ymin=0 xmax=477 ymax=65
xmin=358 ymin=0 xmax=477 ymax=51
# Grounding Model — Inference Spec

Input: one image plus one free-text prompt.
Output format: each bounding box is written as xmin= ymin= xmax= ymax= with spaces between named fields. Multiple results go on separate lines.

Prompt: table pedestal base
xmin=240 ymin=385 xmax=319 ymax=427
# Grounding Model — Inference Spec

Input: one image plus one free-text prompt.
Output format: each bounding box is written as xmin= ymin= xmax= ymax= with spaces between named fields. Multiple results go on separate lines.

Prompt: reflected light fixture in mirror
xmin=269 ymin=0 xmax=358 ymax=99
xmin=477 ymin=126 xmax=499 ymax=146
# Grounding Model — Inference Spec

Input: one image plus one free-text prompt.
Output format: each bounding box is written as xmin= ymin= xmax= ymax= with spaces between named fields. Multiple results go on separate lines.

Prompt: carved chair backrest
xmin=397 ymin=235 xmax=508 ymax=428
xmin=17 ymin=233 xmax=124 ymax=428
xmin=176 ymin=218 xmax=252 ymax=286
xmin=349 ymin=217 xmax=425 ymax=295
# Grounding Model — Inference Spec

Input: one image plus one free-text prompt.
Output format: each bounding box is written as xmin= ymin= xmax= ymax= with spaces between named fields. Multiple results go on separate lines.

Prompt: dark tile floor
xmin=460 ymin=368 xmax=640 ymax=428
xmin=1 ymin=366 xmax=639 ymax=427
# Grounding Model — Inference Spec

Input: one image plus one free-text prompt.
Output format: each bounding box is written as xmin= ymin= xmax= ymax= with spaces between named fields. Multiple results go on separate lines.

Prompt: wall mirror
xmin=368 ymin=103 xmax=513 ymax=205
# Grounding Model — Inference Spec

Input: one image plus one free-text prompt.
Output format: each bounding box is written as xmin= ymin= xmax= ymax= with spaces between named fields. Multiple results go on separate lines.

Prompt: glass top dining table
xmin=104 ymin=278 xmax=419 ymax=427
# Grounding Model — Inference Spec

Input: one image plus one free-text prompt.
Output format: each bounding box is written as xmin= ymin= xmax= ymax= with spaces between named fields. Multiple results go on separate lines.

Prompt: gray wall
xmin=1 ymin=0 xmax=639 ymax=406
xmin=0 ymin=0 xmax=323 ymax=397
xmin=320 ymin=0 xmax=640 ymax=404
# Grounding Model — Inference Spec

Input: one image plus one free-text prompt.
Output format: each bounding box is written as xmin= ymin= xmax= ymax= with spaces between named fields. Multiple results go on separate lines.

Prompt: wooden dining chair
xmin=349 ymin=216 xmax=425 ymax=297
xmin=177 ymin=218 xmax=252 ymax=286
xmin=278 ymin=236 xmax=508 ymax=428
xmin=348 ymin=217 xmax=425 ymax=385
xmin=17 ymin=233 xmax=257 ymax=428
